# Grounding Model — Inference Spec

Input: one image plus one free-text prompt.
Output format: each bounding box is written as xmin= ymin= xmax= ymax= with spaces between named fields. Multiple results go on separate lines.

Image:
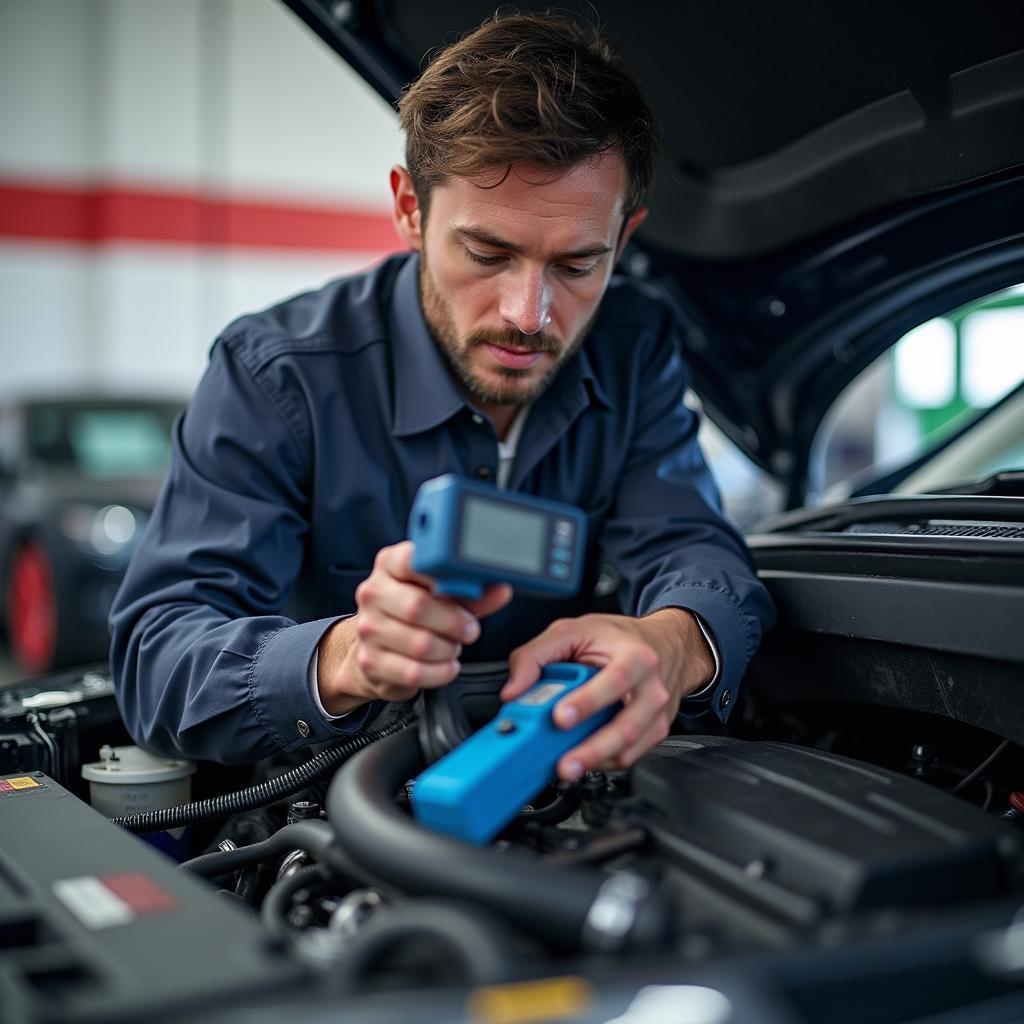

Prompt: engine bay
xmin=4 ymin=664 xmax=1024 ymax=1024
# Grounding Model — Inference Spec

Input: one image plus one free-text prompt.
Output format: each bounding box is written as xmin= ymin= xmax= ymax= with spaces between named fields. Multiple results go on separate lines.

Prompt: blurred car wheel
xmin=6 ymin=539 xmax=59 ymax=673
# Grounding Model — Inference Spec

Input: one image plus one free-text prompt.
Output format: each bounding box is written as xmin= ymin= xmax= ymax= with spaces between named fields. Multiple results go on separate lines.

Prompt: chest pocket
xmin=326 ymin=566 xmax=371 ymax=614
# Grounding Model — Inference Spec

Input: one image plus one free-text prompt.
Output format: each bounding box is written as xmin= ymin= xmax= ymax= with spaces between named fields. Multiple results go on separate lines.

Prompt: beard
xmin=418 ymin=252 xmax=595 ymax=408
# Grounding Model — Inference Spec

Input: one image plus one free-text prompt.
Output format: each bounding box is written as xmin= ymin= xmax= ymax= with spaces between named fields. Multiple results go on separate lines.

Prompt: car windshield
xmin=813 ymin=283 xmax=1024 ymax=501
xmin=27 ymin=401 xmax=180 ymax=479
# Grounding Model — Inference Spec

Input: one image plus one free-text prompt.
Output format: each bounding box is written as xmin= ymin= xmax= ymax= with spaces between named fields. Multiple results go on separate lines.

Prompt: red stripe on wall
xmin=0 ymin=179 xmax=402 ymax=252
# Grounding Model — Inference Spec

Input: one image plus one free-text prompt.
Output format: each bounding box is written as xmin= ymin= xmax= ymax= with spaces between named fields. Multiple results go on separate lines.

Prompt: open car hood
xmin=283 ymin=0 xmax=1024 ymax=501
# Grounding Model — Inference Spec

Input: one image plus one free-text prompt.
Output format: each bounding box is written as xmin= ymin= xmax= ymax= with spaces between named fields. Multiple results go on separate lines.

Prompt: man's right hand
xmin=316 ymin=540 xmax=513 ymax=715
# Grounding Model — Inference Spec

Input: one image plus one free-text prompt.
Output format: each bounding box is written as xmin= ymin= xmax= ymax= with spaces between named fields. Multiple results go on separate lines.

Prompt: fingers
xmin=356 ymin=608 xmax=463 ymax=665
xmin=360 ymin=552 xmax=479 ymax=645
xmin=349 ymin=542 xmax=514 ymax=703
xmin=354 ymin=644 xmax=460 ymax=699
xmin=463 ymin=582 xmax=514 ymax=619
xmin=553 ymin=647 xmax=658 ymax=727
xmin=555 ymin=675 xmax=673 ymax=780
xmin=502 ymin=619 xmax=583 ymax=700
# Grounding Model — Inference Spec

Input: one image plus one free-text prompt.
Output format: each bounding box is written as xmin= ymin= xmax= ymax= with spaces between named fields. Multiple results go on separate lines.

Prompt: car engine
xmin=3 ymin=665 xmax=1024 ymax=1024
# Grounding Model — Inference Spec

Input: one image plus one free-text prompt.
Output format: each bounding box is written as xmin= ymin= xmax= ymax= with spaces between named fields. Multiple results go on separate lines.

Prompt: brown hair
xmin=397 ymin=11 xmax=659 ymax=217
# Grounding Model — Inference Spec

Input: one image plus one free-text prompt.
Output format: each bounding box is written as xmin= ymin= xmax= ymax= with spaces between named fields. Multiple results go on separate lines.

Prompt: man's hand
xmin=316 ymin=541 xmax=512 ymax=716
xmin=502 ymin=609 xmax=714 ymax=781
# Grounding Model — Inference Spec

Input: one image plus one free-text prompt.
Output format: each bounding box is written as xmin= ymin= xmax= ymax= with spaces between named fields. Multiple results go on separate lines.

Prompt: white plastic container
xmin=82 ymin=745 xmax=196 ymax=858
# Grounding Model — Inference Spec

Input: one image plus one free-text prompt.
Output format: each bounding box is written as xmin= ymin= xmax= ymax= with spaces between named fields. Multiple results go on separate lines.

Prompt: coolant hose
xmin=180 ymin=819 xmax=335 ymax=877
xmin=115 ymin=705 xmax=414 ymax=834
xmin=326 ymin=726 xmax=674 ymax=954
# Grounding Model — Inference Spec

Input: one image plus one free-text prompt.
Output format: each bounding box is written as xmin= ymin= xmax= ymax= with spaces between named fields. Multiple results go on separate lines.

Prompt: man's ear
xmin=615 ymin=206 xmax=649 ymax=261
xmin=390 ymin=166 xmax=423 ymax=251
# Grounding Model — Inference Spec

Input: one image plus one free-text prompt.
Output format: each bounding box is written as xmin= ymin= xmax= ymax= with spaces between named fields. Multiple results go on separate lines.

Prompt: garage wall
xmin=0 ymin=0 xmax=405 ymax=398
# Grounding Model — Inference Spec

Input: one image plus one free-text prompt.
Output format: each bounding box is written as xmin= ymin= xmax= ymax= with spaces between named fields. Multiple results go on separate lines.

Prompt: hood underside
xmin=288 ymin=0 xmax=1024 ymax=258
xmin=284 ymin=1 xmax=1024 ymax=495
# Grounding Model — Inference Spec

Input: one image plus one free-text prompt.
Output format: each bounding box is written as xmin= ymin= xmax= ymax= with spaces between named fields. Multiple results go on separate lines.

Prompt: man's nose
xmin=499 ymin=268 xmax=551 ymax=336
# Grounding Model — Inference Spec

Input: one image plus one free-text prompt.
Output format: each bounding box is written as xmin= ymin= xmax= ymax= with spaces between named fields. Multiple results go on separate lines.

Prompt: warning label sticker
xmin=53 ymin=873 xmax=176 ymax=929
xmin=101 ymin=872 xmax=176 ymax=915
xmin=0 ymin=776 xmax=42 ymax=794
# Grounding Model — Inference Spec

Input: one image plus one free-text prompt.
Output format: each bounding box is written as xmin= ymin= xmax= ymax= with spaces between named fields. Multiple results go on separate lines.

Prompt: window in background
xmin=811 ymin=283 xmax=1024 ymax=501
xmin=697 ymin=414 xmax=784 ymax=532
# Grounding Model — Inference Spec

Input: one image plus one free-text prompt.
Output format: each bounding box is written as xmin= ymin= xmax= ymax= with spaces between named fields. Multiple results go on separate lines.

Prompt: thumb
xmin=501 ymin=626 xmax=582 ymax=702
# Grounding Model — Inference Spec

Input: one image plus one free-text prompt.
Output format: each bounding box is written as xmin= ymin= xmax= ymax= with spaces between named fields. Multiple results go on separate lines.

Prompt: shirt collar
xmin=390 ymin=254 xmax=468 ymax=437
xmin=389 ymin=252 xmax=612 ymax=438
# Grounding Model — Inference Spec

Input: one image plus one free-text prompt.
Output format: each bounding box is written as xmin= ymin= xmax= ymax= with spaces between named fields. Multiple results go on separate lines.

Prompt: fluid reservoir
xmin=82 ymin=745 xmax=195 ymax=860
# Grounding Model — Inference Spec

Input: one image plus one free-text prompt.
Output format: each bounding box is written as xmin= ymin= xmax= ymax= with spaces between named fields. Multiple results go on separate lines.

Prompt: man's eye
xmin=560 ymin=263 xmax=598 ymax=279
xmin=467 ymin=250 xmax=505 ymax=267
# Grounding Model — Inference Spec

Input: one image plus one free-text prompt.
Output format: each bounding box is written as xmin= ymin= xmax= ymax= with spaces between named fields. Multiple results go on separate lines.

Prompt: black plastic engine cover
xmin=632 ymin=736 xmax=1023 ymax=926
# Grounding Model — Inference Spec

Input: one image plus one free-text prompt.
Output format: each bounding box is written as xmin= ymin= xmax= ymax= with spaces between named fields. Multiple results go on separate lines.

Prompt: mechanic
xmin=109 ymin=12 xmax=775 ymax=774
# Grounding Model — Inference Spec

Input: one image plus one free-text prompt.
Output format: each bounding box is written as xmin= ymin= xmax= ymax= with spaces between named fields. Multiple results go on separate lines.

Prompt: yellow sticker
xmin=466 ymin=976 xmax=593 ymax=1024
xmin=6 ymin=777 xmax=40 ymax=789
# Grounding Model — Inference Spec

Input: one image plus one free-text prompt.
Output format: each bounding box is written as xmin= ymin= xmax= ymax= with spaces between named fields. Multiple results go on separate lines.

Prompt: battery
xmin=0 ymin=771 xmax=304 ymax=1023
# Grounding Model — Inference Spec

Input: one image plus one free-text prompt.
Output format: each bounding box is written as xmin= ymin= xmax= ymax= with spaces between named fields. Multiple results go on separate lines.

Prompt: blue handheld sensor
xmin=408 ymin=474 xmax=587 ymax=600
xmin=411 ymin=663 xmax=615 ymax=845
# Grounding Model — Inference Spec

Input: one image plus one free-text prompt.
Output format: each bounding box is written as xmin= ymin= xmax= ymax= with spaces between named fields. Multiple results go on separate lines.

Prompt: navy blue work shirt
xmin=110 ymin=253 xmax=775 ymax=763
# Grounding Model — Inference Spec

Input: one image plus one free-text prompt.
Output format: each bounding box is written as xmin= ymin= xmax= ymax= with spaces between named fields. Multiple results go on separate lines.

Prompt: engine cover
xmin=632 ymin=736 xmax=1023 ymax=926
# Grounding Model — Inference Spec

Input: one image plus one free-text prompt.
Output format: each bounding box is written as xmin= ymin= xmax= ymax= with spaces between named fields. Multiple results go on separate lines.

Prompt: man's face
xmin=409 ymin=152 xmax=635 ymax=411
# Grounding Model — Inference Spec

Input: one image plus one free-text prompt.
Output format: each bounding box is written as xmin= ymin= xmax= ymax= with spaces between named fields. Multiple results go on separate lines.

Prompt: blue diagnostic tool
xmin=411 ymin=663 xmax=615 ymax=845
xmin=408 ymin=474 xmax=587 ymax=600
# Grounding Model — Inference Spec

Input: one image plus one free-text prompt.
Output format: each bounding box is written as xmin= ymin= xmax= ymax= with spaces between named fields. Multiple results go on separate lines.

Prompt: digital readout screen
xmin=460 ymin=495 xmax=547 ymax=575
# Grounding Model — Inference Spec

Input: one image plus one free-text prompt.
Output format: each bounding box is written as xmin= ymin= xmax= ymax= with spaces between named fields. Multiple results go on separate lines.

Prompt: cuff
xmin=308 ymin=645 xmax=370 ymax=724
xmin=646 ymin=582 xmax=754 ymax=723
xmin=683 ymin=612 xmax=721 ymax=699
xmin=249 ymin=615 xmax=379 ymax=750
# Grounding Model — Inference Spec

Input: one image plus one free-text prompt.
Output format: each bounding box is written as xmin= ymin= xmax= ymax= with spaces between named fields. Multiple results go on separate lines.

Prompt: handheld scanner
xmin=408 ymin=474 xmax=587 ymax=601
xmin=411 ymin=663 xmax=616 ymax=845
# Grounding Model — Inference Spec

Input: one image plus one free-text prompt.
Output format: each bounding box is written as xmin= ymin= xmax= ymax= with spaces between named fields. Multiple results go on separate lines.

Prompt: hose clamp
xmin=581 ymin=871 xmax=650 ymax=952
xmin=277 ymin=848 xmax=311 ymax=881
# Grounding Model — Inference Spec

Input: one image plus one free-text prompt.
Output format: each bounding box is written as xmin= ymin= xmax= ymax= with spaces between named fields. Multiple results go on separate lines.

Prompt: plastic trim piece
xmin=759 ymin=570 xmax=1023 ymax=665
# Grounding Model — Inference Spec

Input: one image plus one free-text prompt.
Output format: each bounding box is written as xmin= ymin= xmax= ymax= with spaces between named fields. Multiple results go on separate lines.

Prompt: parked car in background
xmin=0 ymin=393 xmax=181 ymax=672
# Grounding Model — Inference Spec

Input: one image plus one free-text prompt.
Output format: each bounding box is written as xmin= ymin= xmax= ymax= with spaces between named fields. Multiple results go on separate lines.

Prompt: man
xmin=110 ymin=12 xmax=775 ymax=776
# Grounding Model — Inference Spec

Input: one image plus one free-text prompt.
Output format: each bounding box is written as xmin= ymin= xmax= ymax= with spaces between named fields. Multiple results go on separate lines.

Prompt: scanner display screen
xmin=460 ymin=495 xmax=546 ymax=575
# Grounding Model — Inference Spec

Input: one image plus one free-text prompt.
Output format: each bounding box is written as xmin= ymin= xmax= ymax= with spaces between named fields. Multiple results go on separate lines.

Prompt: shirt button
xmin=719 ymin=690 xmax=732 ymax=711
xmin=296 ymin=719 xmax=311 ymax=738
xmin=476 ymin=465 xmax=493 ymax=480
xmin=471 ymin=413 xmax=484 ymax=426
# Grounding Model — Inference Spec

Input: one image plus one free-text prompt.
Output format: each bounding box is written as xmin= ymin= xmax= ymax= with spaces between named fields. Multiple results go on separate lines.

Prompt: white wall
xmin=0 ymin=0 xmax=405 ymax=398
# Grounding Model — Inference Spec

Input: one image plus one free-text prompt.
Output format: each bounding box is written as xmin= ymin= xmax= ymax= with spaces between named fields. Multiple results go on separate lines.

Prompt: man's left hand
xmin=502 ymin=609 xmax=715 ymax=781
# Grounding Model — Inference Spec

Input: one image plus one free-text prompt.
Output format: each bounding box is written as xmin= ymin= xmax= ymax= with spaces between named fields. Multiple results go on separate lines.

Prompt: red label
xmin=0 ymin=780 xmax=12 ymax=793
xmin=99 ymin=872 xmax=176 ymax=915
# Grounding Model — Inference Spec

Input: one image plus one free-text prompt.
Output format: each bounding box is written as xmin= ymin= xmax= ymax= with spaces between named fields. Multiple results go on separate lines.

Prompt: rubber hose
xmin=181 ymin=819 xmax=334 ymax=877
xmin=115 ymin=706 xmax=414 ymax=833
xmin=518 ymin=785 xmax=583 ymax=826
xmin=326 ymin=726 xmax=673 ymax=954
xmin=261 ymin=863 xmax=328 ymax=937
xmin=332 ymin=900 xmax=523 ymax=993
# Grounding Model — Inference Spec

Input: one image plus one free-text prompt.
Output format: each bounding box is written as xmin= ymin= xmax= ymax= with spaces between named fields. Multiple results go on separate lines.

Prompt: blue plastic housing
xmin=411 ymin=663 xmax=616 ymax=845
xmin=408 ymin=474 xmax=587 ymax=600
